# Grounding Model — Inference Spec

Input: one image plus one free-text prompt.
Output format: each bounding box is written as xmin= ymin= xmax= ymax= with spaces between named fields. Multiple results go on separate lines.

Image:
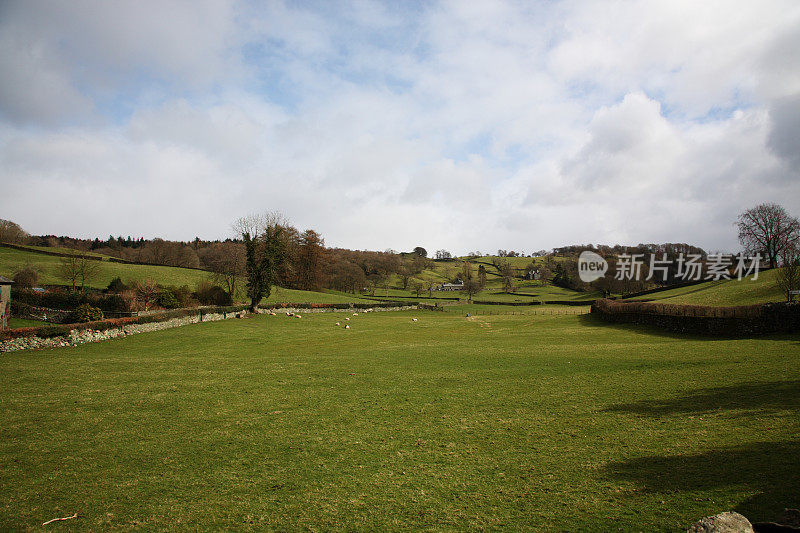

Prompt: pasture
xmin=1 ymin=307 xmax=797 ymax=530
xmin=628 ymin=268 xmax=786 ymax=307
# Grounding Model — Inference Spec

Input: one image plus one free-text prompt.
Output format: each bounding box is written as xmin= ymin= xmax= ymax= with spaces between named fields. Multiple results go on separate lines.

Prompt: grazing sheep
xmin=345 ymin=317 xmax=350 ymax=321
xmin=345 ymin=325 xmax=350 ymax=329
xmin=286 ymin=312 xmax=292 ymax=316
xmin=353 ymin=313 xmax=359 ymax=316
xmin=295 ymin=315 xmax=301 ymax=318
xmin=412 ymin=318 xmax=418 ymax=322
xmin=335 ymin=322 xmax=340 ymax=326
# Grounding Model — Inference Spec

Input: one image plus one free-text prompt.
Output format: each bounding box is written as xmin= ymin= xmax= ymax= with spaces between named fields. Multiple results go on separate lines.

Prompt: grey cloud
xmin=767 ymin=94 xmax=800 ymax=172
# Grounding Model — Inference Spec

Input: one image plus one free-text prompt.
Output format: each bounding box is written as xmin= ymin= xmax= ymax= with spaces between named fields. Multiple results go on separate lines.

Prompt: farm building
xmin=0 ymin=276 xmax=11 ymax=330
xmin=437 ymin=281 xmax=464 ymax=291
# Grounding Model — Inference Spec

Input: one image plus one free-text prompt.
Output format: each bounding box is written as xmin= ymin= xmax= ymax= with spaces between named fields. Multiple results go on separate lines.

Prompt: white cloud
xmin=1 ymin=0 xmax=799 ymax=255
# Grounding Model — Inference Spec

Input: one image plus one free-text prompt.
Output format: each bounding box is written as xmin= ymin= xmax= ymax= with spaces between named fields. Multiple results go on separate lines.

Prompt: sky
xmin=1 ymin=0 xmax=799 ymax=255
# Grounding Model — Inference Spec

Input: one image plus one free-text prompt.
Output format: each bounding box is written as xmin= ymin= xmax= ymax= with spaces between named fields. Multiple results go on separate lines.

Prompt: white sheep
xmin=353 ymin=313 xmax=359 ymax=316
xmin=345 ymin=324 xmax=350 ymax=329
xmin=345 ymin=317 xmax=350 ymax=321
xmin=295 ymin=314 xmax=302 ymax=318
xmin=412 ymin=318 xmax=418 ymax=322
xmin=335 ymin=322 xmax=340 ymax=326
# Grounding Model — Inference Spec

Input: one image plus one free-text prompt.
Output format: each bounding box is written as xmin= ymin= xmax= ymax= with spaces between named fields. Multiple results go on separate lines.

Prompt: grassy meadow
xmin=1 ymin=307 xmax=797 ymax=530
xmin=628 ymin=268 xmax=786 ymax=306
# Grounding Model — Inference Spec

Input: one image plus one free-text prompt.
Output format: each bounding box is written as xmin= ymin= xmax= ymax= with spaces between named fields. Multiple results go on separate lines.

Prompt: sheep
xmin=345 ymin=324 xmax=350 ymax=329
xmin=295 ymin=314 xmax=302 ymax=318
xmin=335 ymin=322 xmax=340 ymax=326
xmin=412 ymin=318 xmax=418 ymax=322
xmin=345 ymin=317 xmax=350 ymax=321
xmin=352 ymin=313 xmax=359 ymax=316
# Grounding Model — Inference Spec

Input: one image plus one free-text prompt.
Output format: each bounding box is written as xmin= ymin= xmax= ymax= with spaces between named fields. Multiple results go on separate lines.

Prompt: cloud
xmin=1 ymin=0 xmax=799 ymax=255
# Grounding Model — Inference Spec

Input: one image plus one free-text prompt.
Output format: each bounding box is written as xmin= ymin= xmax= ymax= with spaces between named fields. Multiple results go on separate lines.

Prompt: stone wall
xmin=0 ymin=305 xmax=418 ymax=353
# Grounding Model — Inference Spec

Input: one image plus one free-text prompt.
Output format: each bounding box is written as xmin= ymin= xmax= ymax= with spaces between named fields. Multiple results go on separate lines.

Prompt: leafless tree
xmin=202 ymin=242 xmax=246 ymax=299
xmin=58 ymin=253 xmax=100 ymax=292
xmin=461 ymin=278 xmax=482 ymax=301
xmin=737 ymin=203 xmax=800 ymax=268
xmin=0 ymin=219 xmax=29 ymax=244
xmin=134 ymin=278 xmax=159 ymax=311
xmin=776 ymin=244 xmax=800 ymax=302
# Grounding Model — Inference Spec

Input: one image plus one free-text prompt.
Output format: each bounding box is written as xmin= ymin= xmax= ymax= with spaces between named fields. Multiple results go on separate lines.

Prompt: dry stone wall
xmin=1 ymin=305 xmax=418 ymax=353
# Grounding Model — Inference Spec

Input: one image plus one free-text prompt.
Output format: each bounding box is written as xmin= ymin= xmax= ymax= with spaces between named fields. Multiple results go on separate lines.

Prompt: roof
xmin=0 ymin=276 xmax=12 ymax=284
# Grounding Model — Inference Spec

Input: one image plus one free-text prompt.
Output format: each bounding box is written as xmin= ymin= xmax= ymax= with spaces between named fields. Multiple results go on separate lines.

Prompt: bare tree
xmin=58 ymin=253 xmax=100 ymax=292
xmin=134 ymin=278 xmax=159 ymax=311
xmin=776 ymin=244 xmax=800 ymax=301
xmin=461 ymin=278 xmax=482 ymax=301
xmin=203 ymin=242 xmax=245 ymax=299
xmin=737 ymin=203 xmax=800 ymax=268
xmin=0 ymin=219 xmax=29 ymax=244
xmin=409 ymin=279 xmax=425 ymax=297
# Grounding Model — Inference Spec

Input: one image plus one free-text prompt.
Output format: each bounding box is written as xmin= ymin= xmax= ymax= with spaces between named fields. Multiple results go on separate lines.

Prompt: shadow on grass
xmin=576 ymin=313 xmax=800 ymax=342
xmin=602 ymin=440 xmax=800 ymax=522
xmin=604 ymin=380 xmax=800 ymax=416
xmin=576 ymin=313 xmax=723 ymax=341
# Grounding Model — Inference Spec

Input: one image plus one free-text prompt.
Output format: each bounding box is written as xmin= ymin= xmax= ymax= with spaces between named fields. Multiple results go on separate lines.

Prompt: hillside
xmin=0 ymin=245 xmax=369 ymax=305
xmin=381 ymin=255 xmax=599 ymax=303
xmin=0 ymin=245 xmax=209 ymax=290
xmin=626 ymin=268 xmax=786 ymax=306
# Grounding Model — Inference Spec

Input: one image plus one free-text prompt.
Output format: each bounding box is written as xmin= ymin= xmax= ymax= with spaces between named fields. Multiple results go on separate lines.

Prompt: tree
xmin=13 ymin=266 xmax=39 ymax=289
xmin=496 ymin=260 xmax=515 ymax=293
xmin=398 ymin=266 xmax=412 ymax=290
xmin=134 ymin=278 xmax=159 ymax=311
xmin=203 ymin=242 xmax=246 ymax=299
xmin=413 ymin=246 xmax=427 ymax=258
xmin=776 ymin=244 xmax=800 ymax=301
xmin=461 ymin=278 xmax=481 ymax=301
xmin=234 ymin=212 xmax=288 ymax=311
xmin=409 ymin=279 xmax=425 ymax=297
xmin=58 ymin=253 xmax=100 ymax=292
xmin=477 ymin=264 xmax=487 ymax=288
xmin=0 ymin=219 xmax=29 ymax=244
xmin=737 ymin=203 xmax=800 ymax=268
xmin=435 ymin=249 xmax=452 ymax=260
xmin=296 ymin=229 xmax=325 ymax=291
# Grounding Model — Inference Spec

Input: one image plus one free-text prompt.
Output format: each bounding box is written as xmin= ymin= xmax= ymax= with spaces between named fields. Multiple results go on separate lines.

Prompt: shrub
xmin=157 ymin=289 xmax=181 ymax=309
xmin=195 ymin=282 xmax=232 ymax=306
xmin=106 ymin=277 xmax=128 ymax=293
xmin=97 ymin=293 xmax=130 ymax=313
xmin=13 ymin=266 xmax=39 ymax=289
xmin=70 ymin=304 xmax=104 ymax=323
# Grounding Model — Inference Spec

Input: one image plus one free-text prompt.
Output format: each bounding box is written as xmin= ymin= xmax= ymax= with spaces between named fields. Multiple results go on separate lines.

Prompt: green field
xmin=627 ymin=268 xmax=786 ymax=306
xmin=1 ymin=308 xmax=797 ymax=530
xmin=0 ymin=246 xmax=210 ymax=290
xmin=0 ymin=246 xmax=370 ymax=305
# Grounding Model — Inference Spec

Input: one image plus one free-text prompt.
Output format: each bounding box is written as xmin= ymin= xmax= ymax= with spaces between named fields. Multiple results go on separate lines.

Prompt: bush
xmin=97 ymin=293 xmax=129 ymax=313
xmin=106 ymin=277 xmax=127 ymax=293
xmin=195 ymin=282 xmax=232 ymax=306
xmin=70 ymin=304 xmax=104 ymax=323
xmin=156 ymin=289 xmax=181 ymax=309
xmin=13 ymin=266 xmax=39 ymax=289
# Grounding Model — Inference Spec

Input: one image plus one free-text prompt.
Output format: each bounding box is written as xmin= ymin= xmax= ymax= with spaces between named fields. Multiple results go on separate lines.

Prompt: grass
xmin=1 ymin=308 xmax=797 ymax=530
xmin=0 ymin=247 xmax=369 ymax=305
xmin=627 ymin=268 xmax=786 ymax=306
xmin=6 ymin=318 xmax=48 ymax=328
xmin=0 ymin=246 xmax=211 ymax=290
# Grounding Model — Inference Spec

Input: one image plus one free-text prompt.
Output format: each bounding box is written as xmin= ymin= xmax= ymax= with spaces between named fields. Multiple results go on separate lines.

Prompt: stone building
xmin=0 ymin=276 xmax=11 ymax=330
